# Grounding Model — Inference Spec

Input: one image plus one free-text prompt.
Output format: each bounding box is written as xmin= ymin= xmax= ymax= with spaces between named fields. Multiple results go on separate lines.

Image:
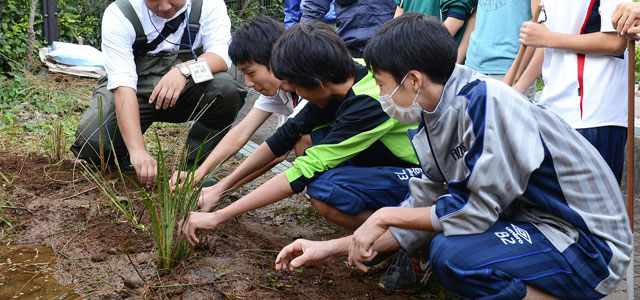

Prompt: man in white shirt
xmin=71 ymin=0 xmax=246 ymax=186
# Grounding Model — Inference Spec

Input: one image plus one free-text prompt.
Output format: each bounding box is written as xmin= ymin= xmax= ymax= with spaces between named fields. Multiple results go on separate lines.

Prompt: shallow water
xmin=0 ymin=243 xmax=79 ymax=300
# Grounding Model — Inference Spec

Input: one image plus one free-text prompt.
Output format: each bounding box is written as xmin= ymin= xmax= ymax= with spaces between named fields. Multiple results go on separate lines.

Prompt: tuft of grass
xmin=45 ymin=121 xmax=66 ymax=162
xmin=138 ymin=133 xmax=203 ymax=274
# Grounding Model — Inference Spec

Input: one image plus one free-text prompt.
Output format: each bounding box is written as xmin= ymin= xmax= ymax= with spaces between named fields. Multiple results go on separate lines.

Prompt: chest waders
xmin=70 ymin=0 xmax=246 ymax=169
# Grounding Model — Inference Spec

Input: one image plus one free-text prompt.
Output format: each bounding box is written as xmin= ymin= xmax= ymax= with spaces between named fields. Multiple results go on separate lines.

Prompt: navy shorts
xmin=576 ymin=126 xmax=626 ymax=184
xmin=306 ymin=165 xmax=422 ymax=216
xmin=430 ymin=220 xmax=606 ymax=300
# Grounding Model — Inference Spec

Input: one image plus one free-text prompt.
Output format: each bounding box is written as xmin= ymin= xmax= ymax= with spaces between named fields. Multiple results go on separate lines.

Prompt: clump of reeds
xmin=139 ymin=134 xmax=203 ymax=273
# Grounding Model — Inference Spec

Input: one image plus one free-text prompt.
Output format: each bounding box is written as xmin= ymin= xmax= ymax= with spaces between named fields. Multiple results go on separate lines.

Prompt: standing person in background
xmin=462 ymin=0 xmax=537 ymax=98
xmin=394 ymin=0 xmax=476 ymax=63
xmin=284 ymin=0 xmax=335 ymax=29
xmin=301 ymin=0 xmax=395 ymax=58
xmin=516 ymin=0 xmax=629 ymax=183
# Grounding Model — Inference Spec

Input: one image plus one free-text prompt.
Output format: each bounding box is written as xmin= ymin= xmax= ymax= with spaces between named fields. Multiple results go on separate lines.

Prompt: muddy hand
xmin=178 ymin=211 xmax=219 ymax=246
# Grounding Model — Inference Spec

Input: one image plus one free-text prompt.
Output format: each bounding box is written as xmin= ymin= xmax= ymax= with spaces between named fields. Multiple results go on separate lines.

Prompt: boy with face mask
xmin=275 ymin=14 xmax=632 ymax=298
xmin=181 ymin=22 xmax=427 ymax=289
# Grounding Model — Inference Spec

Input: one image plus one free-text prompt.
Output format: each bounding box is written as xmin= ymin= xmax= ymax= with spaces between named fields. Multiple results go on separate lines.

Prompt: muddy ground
xmin=0 ymin=150 xmax=453 ymax=300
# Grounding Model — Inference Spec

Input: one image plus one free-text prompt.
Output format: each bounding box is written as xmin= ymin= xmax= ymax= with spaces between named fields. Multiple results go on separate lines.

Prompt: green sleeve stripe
xmin=284 ymin=118 xmax=396 ymax=183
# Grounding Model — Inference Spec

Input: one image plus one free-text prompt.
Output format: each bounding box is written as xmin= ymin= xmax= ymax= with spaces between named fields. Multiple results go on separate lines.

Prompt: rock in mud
xmin=90 ymin=253 xmax=105 ymax=262
xmin=122 ymin=275 xmax=143 ymax=289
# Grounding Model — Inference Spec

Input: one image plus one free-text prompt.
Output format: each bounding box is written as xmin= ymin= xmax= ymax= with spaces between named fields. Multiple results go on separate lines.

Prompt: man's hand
xmin=149 ymin=66 xmax=187 ymax=110
xmin=613 ymin=2 xmax=640 ymax=36
xmin=519 ymin=21 xmax=551 ymax=48
xmin=178 ymin=211 xmax=219 ymax=246
xmin=129 ymin=149 xmax=157 ymax=187
xmin=275 ymin=239 xmax=340 ymax=271
xmin=348 ymin=210 xmax=389 ymax=272
xmin=198 ymin=185 xmax=226 ymax=212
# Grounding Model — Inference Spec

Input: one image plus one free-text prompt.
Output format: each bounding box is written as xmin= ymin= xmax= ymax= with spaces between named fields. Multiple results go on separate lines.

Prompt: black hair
xmin=270 ymin=21 xmax=355 ymax=88
xmin=228 ymin=16 xmax=284 ymax=68
xmin=364 ymin=13 xmax=457 ymax=85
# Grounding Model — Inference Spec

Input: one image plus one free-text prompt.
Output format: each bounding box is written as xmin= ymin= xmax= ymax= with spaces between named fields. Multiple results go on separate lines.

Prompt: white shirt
xmin=101 ymin=0 xmax=232 ymax=91
xmin=538 ymin=0 xmax=628 ymax=129
xmin=253 ymin=89 xmax=308 ymax=127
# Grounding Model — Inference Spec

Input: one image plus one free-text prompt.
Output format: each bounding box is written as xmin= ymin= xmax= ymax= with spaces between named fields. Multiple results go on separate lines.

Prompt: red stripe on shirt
xmin=576 ymin=0 xmax=598 ymax=119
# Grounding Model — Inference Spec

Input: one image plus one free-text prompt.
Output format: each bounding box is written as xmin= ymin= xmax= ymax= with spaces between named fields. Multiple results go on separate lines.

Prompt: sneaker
xmin=378 ymin=246 xmax=431 ymax=291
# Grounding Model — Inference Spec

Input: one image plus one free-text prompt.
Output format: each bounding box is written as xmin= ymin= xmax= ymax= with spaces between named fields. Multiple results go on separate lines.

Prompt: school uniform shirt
xmin=464 ymin=0 xmax=531 ymax=74
xmin=395 ymin=0 xmax=477 ymax=44
xmin=265 ymin=62 xmax=420 ymax=193
xmin=253 ymin=89 xmax=308 ymax=127
xmin=390 ymin=64 xmax=632 ymax=295
xmin=101 ymin=0 xmax=232 ymax=91
xmin=538 ymin=0 xmax=629 ymax=129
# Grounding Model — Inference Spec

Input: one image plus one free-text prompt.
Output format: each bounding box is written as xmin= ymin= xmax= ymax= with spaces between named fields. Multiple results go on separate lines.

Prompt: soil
xmin=0 ymin=152 xmax=452 ymax=299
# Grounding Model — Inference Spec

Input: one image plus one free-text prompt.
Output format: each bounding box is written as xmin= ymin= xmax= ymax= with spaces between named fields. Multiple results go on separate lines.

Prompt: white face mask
xmin=379 ymin=74 xmax=423 ymax=124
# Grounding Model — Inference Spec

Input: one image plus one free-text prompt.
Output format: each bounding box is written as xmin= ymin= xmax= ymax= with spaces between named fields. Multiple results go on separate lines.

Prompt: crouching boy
xmin=180 ymin=21 xmax=421 ymax=249
xmin=275 ymin=13 xmax=632 ymax=299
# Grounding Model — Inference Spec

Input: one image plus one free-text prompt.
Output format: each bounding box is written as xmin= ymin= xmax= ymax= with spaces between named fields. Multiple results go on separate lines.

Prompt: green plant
xmin=139 ymin=134 xmax=204 ymax=274
xmin=45 ymin=121 xmax=66 ymax=161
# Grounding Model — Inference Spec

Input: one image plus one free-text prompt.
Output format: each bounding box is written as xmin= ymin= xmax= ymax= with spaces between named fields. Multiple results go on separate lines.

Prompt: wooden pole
xmin=626 ymin=39 xmax=635 ymax=300
xmin=504 ymin=3 xmax=543 ymax=86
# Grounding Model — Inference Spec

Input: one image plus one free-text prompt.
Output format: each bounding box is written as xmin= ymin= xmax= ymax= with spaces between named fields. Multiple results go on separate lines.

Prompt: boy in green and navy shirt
xmin=179 ymin=21 xmax=421 ymax=241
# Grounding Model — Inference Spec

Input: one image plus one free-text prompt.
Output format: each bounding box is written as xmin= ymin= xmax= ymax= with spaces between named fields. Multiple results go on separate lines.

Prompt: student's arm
xmin=512 ymin=47 xmax=543 ymax=94
xmin=171 ymin=107 xmax=272 ymax=187
xmin=199 ymin=141 xmax=278 ymax=203
xmin=456 ymin=9 xmax=476 ymax=63
xmin=180 ymin=171 xmax=294 ymax=245
xmin=300 ymin=0 xmax=332 ymax=22
xmin=113 ymin=87 xmax=158 ymax=187
xmin=443 ymin=17 xmax=465 ymax=37
xmin=349 ymin=206 xmax=432 ymax=271
xmin=441 ymin=0 xmax=477 ymax=37
xmin=519 ymin=21 xmax=627 ymax=56
xmin=394 ymin=5 xmax=403 ymax=18
xmin=276 ymin=229 xmax=401 ymax=271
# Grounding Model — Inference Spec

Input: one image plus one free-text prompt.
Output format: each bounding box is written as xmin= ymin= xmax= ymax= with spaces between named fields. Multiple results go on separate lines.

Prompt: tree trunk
xmin=26 ymin=0 xmax=38 ymax=70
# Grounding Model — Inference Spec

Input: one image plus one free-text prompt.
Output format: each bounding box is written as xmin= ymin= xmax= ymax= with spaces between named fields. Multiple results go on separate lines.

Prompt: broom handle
xmin=626 ymin=39 xmax=635 ymax=300
xmin=628 ymin=40 xmax=635 ymax=233
xmin=504 ymin=3 xmax=543 ymax=86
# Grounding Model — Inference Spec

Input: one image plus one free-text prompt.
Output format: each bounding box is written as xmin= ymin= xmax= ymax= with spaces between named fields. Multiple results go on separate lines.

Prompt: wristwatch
xmin=174 ymin=63 xmax=190 ymax=78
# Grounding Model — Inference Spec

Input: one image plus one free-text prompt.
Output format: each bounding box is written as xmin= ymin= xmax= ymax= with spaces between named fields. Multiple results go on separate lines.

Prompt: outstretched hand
xmin=275 ymin=239 xmax=339 ymax=271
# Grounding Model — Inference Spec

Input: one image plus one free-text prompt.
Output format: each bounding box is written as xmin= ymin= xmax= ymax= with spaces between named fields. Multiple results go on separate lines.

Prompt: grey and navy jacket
xmin=265 ymin=62 xmax=419 ymax=193
xmin=390 ymin=65 xmax=632 ymax=295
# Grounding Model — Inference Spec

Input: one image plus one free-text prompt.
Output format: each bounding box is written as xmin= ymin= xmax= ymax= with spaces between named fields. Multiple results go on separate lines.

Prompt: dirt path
xmin=0 ymin=152 xmax=451 ymax=299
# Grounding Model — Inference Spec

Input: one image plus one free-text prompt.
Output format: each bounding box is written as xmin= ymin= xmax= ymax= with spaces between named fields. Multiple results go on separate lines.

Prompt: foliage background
xmin=0 ymin=0 xmax=283 ymax=77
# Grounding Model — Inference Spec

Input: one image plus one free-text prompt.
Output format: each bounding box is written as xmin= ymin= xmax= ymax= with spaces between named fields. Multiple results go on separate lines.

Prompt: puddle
xmin=0 ymin=243 xmax=80 ymax=300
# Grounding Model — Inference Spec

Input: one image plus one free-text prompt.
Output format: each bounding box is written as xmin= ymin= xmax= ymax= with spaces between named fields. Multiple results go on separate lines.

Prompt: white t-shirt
xmin=538 ymin=0 xmax=629 ymax=129
xmin=101 ymin=0 xmax=232 ymax=91
xmin=253 ymin=89 xmax=308 ymax=127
